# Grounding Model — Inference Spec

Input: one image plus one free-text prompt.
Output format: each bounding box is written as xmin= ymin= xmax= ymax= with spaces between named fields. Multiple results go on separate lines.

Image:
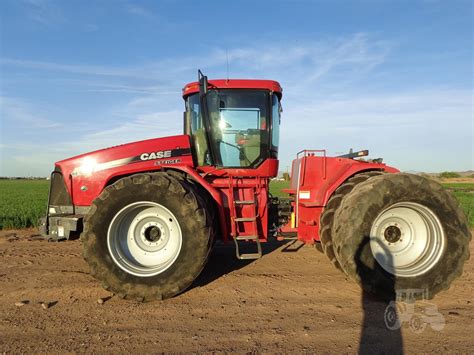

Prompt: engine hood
xmin=55 ymin=135 xmax=194 ymax=206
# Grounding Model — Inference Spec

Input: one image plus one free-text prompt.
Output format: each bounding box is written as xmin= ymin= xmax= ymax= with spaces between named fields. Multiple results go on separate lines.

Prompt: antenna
xmin=226 ymin=48 xmax=229 ymax=83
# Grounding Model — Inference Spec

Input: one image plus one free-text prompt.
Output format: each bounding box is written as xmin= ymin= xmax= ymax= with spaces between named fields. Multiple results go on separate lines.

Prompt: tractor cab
xmin=183 ymin=72 xmax=282 ymax=170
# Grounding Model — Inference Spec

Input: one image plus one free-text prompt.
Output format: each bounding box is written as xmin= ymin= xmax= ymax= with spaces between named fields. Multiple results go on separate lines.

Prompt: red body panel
xmin=183 ymin=79 xmax=282 ymax=98
xmin=196 ymin=159 xmax=279 ymax=241
xmin=55 ymin=135 xmax=194 ymax=206
xmin=208 ymin=176 xmax=270 ymax=241
xmin=281 ymin=151 xmax=399 ymax=243
xmin=198 ymin=158 xmax=279 ymax=178
xmin=199 ymin=160 xmax=279 ymax=241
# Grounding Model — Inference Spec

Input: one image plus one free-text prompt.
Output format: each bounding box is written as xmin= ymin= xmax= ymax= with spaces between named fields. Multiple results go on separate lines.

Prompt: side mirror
xmin=198 ymin=69 xmax=208 ymax=95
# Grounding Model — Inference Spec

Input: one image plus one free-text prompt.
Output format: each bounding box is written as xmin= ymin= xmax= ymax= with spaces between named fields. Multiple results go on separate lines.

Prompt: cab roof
xmin=182 ymin=79 xmax=282 ymax=99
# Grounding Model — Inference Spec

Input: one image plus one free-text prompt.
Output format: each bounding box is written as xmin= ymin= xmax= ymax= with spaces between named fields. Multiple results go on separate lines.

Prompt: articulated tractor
xmin=41 ymin=72 xmax=471 ymax=301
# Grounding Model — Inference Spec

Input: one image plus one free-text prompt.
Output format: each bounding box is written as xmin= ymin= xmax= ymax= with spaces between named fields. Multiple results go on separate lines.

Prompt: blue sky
xmin=0 ymin=0 xmax=472 ymax=176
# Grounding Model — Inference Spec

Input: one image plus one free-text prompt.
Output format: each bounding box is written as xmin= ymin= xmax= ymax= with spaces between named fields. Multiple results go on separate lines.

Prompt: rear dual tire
xmin=331 ymin=173 xmax=471 ymax=300
xmin=81 ymin=172 xmax=214 ymax=301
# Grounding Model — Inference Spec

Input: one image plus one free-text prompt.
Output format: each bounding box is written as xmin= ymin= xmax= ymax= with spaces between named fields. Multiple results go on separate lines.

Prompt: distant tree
xmin=439 ymin=171 xmax=461 ymax=179
xmin=282 ymin=172 xmax=290 ymax=181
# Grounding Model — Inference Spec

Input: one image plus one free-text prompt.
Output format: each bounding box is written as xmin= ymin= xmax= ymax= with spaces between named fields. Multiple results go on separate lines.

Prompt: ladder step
xmin=234 ymin=200 xmax=255 ymax=205
xmin=234 ymin=217 xmax=256 ymax=222
xmin=233 ymin=238 xmax=262 ymax=260
xmin=238 ymin=253 xmax=262 ymax=260
xmin=235 ymin=235 xmax=259 ymax=241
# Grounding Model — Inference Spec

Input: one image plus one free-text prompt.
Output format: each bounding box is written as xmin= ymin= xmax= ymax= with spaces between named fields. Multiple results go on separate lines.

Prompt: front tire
xmin=81 ymin=172 xmax=214 ymax=301
xmin=332 ymin=173 xmax=471 ymax=300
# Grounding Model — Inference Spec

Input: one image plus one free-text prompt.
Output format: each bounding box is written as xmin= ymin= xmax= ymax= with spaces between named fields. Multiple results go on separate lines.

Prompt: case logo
xmin=140 ymin=150 xmax=172 ymax=161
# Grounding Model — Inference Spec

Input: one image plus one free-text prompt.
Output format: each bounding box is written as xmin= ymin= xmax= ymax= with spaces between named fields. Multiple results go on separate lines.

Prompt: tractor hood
xmin=54 ymin=135 xmax=194 ymax=206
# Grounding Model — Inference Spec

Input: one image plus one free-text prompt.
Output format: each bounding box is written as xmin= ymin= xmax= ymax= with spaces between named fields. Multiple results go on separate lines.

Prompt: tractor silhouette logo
xmin=384 ymin=289 xmax=445 ymax=333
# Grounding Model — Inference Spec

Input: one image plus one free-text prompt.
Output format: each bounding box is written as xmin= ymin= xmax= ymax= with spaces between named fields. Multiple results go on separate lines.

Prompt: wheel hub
xmin=384 ymin=225 xmax=402 ymax=243
xmin=144 ymin=225 xmax=162 ymax=242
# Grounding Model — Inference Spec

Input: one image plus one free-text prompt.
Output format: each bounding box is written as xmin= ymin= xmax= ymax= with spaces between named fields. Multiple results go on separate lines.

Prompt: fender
xmin=320 ymin=160 xmax=399 ymax=207
xmin=289 ymin=155 xmax=399 ymax=207
xmin=287 ymin=154 xmax=399 ymax=243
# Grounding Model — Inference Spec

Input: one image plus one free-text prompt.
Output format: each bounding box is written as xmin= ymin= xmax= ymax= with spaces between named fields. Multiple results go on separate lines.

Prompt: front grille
xmin=49 ymin=167 xmax=72 ymax=206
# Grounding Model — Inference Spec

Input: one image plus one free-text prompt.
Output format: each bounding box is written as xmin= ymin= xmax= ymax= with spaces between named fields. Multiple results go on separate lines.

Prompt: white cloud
xmin=124 ymin=3 xmax=177 ymax=32
xmin=20 ymin=0 xmax=65 ymax=26
xmin=279 ymin=89 xmax=473 ymax=172
xmin=0 ymin=97 xmax=62 ymax=128
xmin=80 ymin=110 xmax=183 ymax=149
xmin=217 ymin=33 xmax=390 ymax=83
xmin=1 ymin=32 xmax=388 ymax=90
xmin=84 ymin=23 xmax=99 ymax=32
xmin=126 ymin=5 xmax=154 ymax=18
xmin=0 ymin=58 xmax=149 ymax=79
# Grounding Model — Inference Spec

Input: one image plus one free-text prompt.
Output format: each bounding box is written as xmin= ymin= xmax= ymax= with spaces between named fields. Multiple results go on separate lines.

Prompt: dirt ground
xmin=0 ymin=229 xmax=473 ymax=353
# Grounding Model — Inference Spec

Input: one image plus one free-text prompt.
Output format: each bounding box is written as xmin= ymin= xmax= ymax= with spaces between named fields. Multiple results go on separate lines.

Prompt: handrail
xmin=297 ymin=150 xmax=327 ymax=185
xmin=297 ymin=149 xmax=326 ymax=159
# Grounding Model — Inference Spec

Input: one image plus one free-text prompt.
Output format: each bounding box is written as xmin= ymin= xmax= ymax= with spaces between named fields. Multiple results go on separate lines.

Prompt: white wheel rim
xmin=107 ymin=201 xmax=182 ymax=277
xmin=369 ymin=202 xmax=445 ymax=277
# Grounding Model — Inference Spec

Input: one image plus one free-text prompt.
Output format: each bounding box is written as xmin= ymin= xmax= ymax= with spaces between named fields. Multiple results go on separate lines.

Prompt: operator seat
xmin=239 ymin=131 xmax=265 ymax=166
xmin=237 ymin=118 xmax=266 ymax=167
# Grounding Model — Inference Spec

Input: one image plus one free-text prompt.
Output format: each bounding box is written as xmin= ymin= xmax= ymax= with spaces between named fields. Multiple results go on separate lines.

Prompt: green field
xmin=0 ymin=178 xmax=472 ymax=230
xmin=440 ymin=182 xmax=474 ymax=191
xmin=441 ymin=183 xmax=474 ymax=226
xmin=268 ymin=180 xmax=292 ymax=197
xmin=0 ymin=180 xmax=49 ymax=229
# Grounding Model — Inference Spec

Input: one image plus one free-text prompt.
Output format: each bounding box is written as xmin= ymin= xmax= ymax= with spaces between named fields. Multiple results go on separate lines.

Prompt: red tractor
xmin=40 ymin=71 xmax=471 ymax=301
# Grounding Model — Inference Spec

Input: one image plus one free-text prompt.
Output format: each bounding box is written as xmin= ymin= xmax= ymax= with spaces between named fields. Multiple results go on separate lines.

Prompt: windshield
xmin=187 ymin=89 xmax=274 ymax=167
